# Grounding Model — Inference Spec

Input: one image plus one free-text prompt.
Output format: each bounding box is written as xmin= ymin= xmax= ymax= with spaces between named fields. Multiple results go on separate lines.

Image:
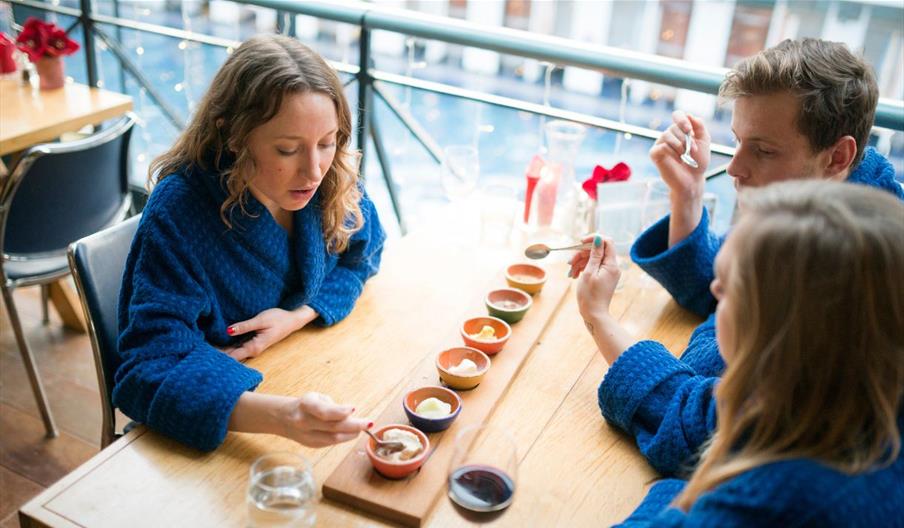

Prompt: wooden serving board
xmin=322 ymin=264 xmax=571 ymax=527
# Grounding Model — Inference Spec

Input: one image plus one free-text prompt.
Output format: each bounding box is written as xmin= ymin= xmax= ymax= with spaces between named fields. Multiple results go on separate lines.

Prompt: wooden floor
xmin=0 ymin=284 xmax=102 ymax=527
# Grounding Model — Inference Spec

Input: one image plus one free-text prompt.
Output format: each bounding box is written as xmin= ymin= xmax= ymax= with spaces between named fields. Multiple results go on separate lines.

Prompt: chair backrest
xmin=68 ymin=214 xmax=141 ymax=448
xmin=1 ymin=114 xmax=135 ymax=258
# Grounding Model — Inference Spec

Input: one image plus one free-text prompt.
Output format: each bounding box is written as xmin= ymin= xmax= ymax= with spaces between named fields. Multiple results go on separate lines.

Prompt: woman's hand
xmin=223 ymin=306 xmax=318 ymax=361
xmin=575 ymin=234 xmax=621 ymax=322
xmin=567 ymin=233 xmax=596 ymax=278
xmin=574 ymin=235 xmax=634 ymax=365
xmin=278 ymin=392 xmax=369 ymax=447
xmin=229 ymin=392 xmax=370 ymax=448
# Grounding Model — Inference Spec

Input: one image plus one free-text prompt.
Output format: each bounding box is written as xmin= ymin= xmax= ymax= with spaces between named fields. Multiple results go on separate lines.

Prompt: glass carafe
xmin=534 ymin=120 xmax=586 ymax=237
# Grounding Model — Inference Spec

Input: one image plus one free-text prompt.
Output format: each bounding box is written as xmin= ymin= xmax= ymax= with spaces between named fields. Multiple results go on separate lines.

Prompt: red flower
xmin=581 ymin=162 xmax=632 ymax=201
xmin=45 ymin=27 xmax=79 ymax=57
xmin=15 ymin=17 xmax=79 ymax=62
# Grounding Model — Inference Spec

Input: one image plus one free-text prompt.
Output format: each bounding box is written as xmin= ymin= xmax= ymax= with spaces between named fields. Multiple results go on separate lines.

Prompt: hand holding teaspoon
xmin=525 ymin=242 xmax=594 ymax=260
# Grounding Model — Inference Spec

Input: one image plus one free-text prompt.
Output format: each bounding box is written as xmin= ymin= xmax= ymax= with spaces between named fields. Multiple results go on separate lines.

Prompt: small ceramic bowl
xmin=485 ymin=288 xmax=533 ymax=324
xmin=460 ymin=316 xmax=511 ymax=355
xmin=365 ymin=424 xmax=430 ymax=479
xmin=403 ymin=386 xmax=462 ymax=432
xmin=436 ymin=347 xmax=491 ymax=390
xmin=505 ymin=263 xmax=547 ymax=295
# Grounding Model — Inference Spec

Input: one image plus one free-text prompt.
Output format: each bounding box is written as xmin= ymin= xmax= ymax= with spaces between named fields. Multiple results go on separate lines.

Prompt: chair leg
xmin=1 ymin=286 xmax=58 ymax=438
xmin=40 ymin=284 xmax=50 ymax=324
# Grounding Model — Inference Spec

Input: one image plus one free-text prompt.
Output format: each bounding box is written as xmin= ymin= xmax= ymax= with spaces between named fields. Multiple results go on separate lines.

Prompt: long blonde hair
xmin=149 ymin=34 xmax=362 ymax=253
xmin=675 ymin=181 xmax=904 ymax=509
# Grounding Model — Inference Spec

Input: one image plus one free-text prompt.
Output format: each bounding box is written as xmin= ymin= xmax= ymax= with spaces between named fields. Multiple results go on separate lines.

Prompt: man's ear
xmin=823 ymin=135 xmax=858 ymax=181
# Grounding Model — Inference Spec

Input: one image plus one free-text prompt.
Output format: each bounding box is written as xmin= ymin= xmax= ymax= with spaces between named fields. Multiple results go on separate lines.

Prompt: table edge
xmin=19 ymin=426 xmax=148 ymax=528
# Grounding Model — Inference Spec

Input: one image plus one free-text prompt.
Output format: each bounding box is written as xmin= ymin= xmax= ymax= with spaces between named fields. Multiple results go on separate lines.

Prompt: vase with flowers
xmin=15 ymin=17 xmax=79 ymax=90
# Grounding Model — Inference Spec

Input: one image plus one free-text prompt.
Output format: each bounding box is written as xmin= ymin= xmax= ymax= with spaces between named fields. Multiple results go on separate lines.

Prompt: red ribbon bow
xmin=581 ymin=162 xmax=632 ymax=201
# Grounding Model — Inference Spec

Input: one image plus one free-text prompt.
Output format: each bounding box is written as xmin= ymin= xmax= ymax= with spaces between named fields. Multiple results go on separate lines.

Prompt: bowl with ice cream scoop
xmin=436 ymin=347 xmax=491 ymax=390
xmin=365 ymin=424 xmax=430 ymax=479
xmin=460 ymin=316 xmax=511 ymax=355
xmin=403 ymin=386 xmax=462 ymax=432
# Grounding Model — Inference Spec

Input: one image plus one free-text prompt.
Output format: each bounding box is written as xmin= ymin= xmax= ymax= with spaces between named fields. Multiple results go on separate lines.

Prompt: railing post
xmin=356 ymin=26 xmax=371 ymax=178
xmin=79 ymin=0 xmax=98 ymax=88
xmin=111 ymin=0 xmax=127 ymax=92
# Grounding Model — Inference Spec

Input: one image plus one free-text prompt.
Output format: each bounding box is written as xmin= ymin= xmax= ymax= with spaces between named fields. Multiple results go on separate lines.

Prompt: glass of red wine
xmin=447 ymin=424 xmax=518 ymax=515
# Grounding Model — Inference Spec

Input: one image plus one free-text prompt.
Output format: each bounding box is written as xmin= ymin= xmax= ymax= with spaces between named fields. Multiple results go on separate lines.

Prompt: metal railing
xmin=7 ymin=0 xmax=904 ymax=233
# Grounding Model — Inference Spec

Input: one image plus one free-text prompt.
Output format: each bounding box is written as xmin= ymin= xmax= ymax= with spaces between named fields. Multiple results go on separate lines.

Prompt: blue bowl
xmin=403 ymin=386 xmax=462 ymax=433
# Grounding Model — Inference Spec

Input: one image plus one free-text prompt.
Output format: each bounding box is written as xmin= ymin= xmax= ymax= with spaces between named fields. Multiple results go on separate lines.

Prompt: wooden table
xmin=0 ymin=79 xmax=133 ymax=156
xmin=19 ymin=221 xmax=701 ymax=527
xmin=0 ymin=78 xmax=133 ymax=332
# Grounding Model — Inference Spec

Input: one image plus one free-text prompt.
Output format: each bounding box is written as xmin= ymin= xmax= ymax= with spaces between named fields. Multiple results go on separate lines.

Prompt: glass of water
xmin=441 ymin=145 xmax=480 ymax=202
xmin=247 ymin=452 xmax=316 ymax=528
xmin=479 ymin=183 xmax=518 ymax=247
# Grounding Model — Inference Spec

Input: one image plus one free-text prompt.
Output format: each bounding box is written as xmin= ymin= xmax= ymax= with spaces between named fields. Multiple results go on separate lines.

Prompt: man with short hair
xmin=570 ymin=38 xmax=903 ymax=377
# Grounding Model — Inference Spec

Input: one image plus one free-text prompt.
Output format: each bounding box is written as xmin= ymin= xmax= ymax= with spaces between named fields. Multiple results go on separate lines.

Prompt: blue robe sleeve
xmin=613 ymin=479 xmax=686 ymax=526
xmin=305 ymin=192 xmax=386 ymax=326
xmin=678 ymin=314 xmax=725 ymax=377
xmin=598 ymin=341 xmax=718 ymax=477
xmin=614 ymin=471 xmax=807 ymax=527
xmin=630 ymin=208 xmax=724 ymax=317
xmin=115 ymin=210 xmax=263 ymax=452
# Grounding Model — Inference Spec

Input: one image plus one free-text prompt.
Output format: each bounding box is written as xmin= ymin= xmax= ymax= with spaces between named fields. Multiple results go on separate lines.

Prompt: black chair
xmin=68 ymin=214 xmax=140 ymax=448
xmin=0 ymin=114 xmax=135 ymax=438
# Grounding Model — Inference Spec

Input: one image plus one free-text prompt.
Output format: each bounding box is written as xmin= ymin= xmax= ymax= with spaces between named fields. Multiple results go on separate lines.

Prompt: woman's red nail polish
xmin=351 ymin=407 xmax=356 ymax=413
xmin=226 ymin=326 xmax=235 ymax=335
xmin=367 ymin=422 xmax=374 ymax=429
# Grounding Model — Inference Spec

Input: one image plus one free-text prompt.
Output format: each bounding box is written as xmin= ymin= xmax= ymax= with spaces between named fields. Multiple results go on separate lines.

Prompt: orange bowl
xmin=365 ymin=424 xmax=430 ymax=479
xmin=436 ymin=347 xmax=491 ymax=390
xmin=460 ymin=316 xmax=511 ymax=355
xmin=505 ymin=263 xmax=547 ymax=295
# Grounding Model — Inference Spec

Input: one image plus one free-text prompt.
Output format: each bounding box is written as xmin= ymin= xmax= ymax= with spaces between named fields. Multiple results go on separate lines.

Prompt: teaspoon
xmin=681 ymin=132 xmax=699 ymax=168
xmin=525 ymin=242 xmax=593 ymax=260
xmin=365 ymin=429 xmax=405 ymax=453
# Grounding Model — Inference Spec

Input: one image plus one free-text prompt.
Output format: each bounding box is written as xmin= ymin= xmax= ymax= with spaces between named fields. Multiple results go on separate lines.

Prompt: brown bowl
xmin=460 ymin=316 xmax=511 ymax=355
xmin=436 ymin=347 xmax=491 ymax=390
xmin=505 ymin=263 xmax=547 ymax=295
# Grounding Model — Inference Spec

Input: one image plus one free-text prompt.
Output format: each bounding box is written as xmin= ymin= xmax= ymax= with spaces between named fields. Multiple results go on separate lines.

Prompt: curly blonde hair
xmin=149 ymin=34 xmax=362 ymax=253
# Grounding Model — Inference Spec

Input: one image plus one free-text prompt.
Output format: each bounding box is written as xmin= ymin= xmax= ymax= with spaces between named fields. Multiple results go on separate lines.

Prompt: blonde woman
xmin=116 ymin=35 xmax=384 ymax=451
xmin=577 ymin=181 xmax=903 ymax=524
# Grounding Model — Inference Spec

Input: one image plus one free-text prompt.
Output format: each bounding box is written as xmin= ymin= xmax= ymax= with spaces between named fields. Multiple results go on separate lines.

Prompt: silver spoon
xmin=525 ymin=242 xmax=594 ymax=260
xmin=365 ymin=429 xmax=405 ymax=453
xmin=681 ymin=132 xmax=699 ymax=168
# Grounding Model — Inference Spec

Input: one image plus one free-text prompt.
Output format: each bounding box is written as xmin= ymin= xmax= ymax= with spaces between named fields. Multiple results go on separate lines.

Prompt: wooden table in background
xmin=0 ymin=79 xmax=133 ymax=156
xmin=0 ymin=79 xmax=133 ymax=332
xmin=19 ymin=220 xmax=702 ymax=527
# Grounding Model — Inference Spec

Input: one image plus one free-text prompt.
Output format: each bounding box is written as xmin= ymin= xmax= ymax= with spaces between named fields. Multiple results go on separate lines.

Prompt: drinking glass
xmin=479 ymin=183 xmax=518 ymax=247
xmin=448 ymin=424 xmax=518 ymax=516
xmin=642 ymin=180 xmax=672 ymax=230
xmin=441 ymin=145 xmax=480 ymax=202
xmin=247 ymin=452 xmax=316 ymax=528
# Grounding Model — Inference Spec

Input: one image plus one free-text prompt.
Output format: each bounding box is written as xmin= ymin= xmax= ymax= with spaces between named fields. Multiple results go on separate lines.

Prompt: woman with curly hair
xmin=116 ymin=35 xmax=384 ymax=451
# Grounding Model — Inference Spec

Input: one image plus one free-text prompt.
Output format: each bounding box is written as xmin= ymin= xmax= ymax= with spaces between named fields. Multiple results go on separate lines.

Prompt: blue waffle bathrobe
xmin=598 ymin=341 xmax=904 ymax=526
xmin=114 ymin=167 xmax=385 ymax=451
